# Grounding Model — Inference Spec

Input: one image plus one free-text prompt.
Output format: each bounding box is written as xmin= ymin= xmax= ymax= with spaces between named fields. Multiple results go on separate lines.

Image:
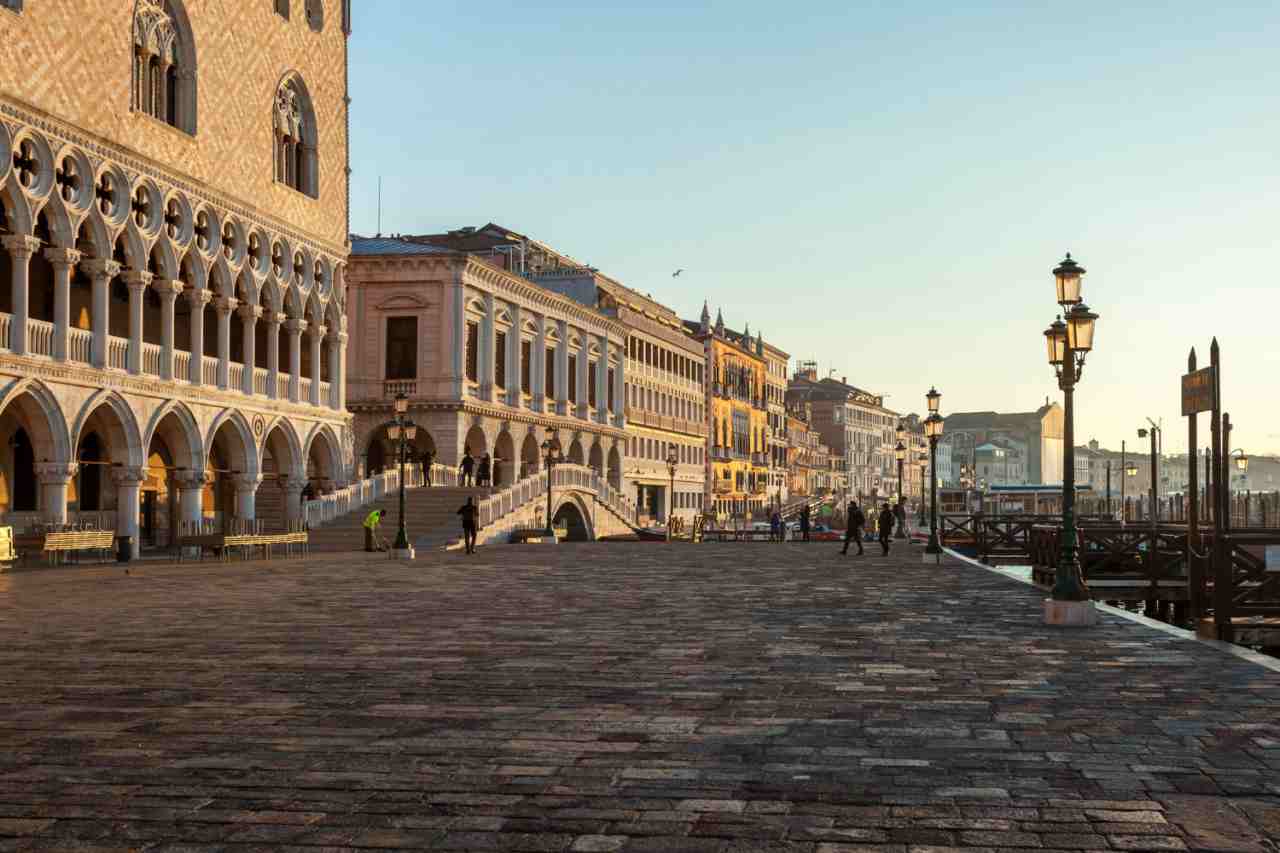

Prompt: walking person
xmin=423 ymin=449 xmax=435 ymax=486
xmin=894 ymin=499 xmax=908 ymax=539
xmin=841 ymin=500 xmax=865 ymax=556
xmin=457 ymin=496 xmax=479 ymax=554
xmin=363 ymin=509 xmax=386 ymax=552
xmin=460 ymin=448 xmax=475 ymax=487
xmin=477 ymin=453 xmax=492 ymax=488
xmin=878 ymin=503 xmax=894 ymax=556
xmin=799 ymin=505 xmax=811 ymax=543
xmin=769 ymin=509 xmax=781 ymax=542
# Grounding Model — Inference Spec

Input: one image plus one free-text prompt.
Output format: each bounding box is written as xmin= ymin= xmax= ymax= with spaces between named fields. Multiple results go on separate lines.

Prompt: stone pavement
xmin=0 ymin=544 xmax=1276 ymax=852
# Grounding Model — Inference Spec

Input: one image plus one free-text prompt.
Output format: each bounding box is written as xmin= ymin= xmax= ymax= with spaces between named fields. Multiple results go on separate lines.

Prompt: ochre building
xmin=0 ymin=1 xmax=353 ymax=554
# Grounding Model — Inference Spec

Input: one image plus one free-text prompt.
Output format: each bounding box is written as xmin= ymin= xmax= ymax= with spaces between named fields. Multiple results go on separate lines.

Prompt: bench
xmin=0 ymin=527 xmax=16 ymax=565
xmin=177 ymin=529 xmax=308 ymax=562
xmin=41 ymin=530 xmax=116 ymax=566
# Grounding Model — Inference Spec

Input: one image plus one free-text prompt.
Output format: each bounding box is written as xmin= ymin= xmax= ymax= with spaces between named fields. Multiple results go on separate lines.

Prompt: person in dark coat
xmin=841 ymin=501 xmax=865 ymax=556
xmin=799 ymin=505 xmax=811 ymax=542
xmin=423 ymin=449 xmax=435 ymax=486
xmin=460 ymin=449 xmax=475 ymax=486
xmin=457 ymin=497 xmax=480 ymax=554
xmin=894 ymin=499 xmax=908 ymax=538
xmin=477 ymin=453 xmax=492 ymax=488
xmin=878 ymin=503 xmax=895 ymax=555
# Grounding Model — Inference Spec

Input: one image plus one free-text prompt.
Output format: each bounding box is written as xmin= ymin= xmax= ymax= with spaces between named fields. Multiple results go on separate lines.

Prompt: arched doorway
xmin=74 ymin=396 xmax=142 ymax=520
xmin=8 ymin=428 xmax=35 ymax=512
xmin=588 ymin=441 xmax=604 ymax=475
xmin=0 ymin=384 xmax=71 ymax=524
xmin=306 ymin=426 xmax=341 ymax=493
xmin=520 ymin=432 xmax=540 ymax=480
xmin=206 ymin=416 xmax=255 ymax=528
xmin=493 ymin=430 xmax=515 ymax=488
xmin=552 ymin=500 xmax=591 ymax=542
xmin=463 ymin=424 xmax=487 ymax=459
xmin=365 ymin=433 xmax=388 ymax=476
xmin=566 ymin=438 xmax=584 ymax=466
xmin=148 ymin=405 xmax=202 ymax=545
xmin=607 ymin=446 xmax=622 ymax=489
xmin=260 ymin=422 xmax=302 ymax=531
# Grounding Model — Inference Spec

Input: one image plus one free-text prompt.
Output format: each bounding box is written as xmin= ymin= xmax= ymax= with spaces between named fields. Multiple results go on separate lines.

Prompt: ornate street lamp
xmin=540 ymin=431 xmax=562 ymax=538
xmin=386 ymin=393 xmax=417 ymax=557
xmin=917 ymin=451 xmax=928 ymax=527
xmin=894 ymin=437 xmax=907 ymax=539
xmin=1231 ymin=449 xmax=1249 ymax=491
xmin=924 ymin=396 xmax=944 ymax=556
xmin=666 ymin=452 xmax=678 ymax=542
xmin=1043 ymin=253 xmax=1100 ymax=611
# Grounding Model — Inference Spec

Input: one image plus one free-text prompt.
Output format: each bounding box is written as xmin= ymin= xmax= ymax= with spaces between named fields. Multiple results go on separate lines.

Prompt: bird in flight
xmin=672 ymin=269 xmax=684 ymax=278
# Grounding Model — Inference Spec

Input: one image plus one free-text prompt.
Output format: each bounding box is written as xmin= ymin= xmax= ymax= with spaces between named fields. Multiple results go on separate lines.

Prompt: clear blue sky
xmin=348 ymin=1 xmax=1280 ymax=458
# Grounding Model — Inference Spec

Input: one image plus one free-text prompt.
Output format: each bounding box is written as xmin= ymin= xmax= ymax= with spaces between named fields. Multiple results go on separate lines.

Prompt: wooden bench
xmin=41 ymin=530 xmax=116 ymax=566
xmin=177 ymin=529 xmax=308 ymax=562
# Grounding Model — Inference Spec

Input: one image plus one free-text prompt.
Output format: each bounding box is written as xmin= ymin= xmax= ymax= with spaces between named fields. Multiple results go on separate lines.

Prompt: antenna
xmin=376 ymin=176 xmax=383 ymax=237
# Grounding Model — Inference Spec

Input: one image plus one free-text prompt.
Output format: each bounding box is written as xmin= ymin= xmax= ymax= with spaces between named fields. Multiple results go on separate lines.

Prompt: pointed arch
xmin=273 ymin=71 xmax=319 ymax=197
xmin=0 ymin=378 xmax=72 ymax=465
xmin=70 ymin=390 xmax=145 ymax=469
xmin=205 ymin=408 xmax=258 ymax=476
xmin=132 ymin=0 xmax=198 ymax=134
xmin=303 ymin=422 xmax=343 ymax=486
xmin=142 ymin=400 xmax=204 ymax=472
xmin=262 ymin=417 xmax=304 ymax=481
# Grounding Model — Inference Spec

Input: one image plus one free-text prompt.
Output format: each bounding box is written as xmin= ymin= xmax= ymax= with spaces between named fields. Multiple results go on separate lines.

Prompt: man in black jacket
xmin=841 ymin=501 xmax=864 ymax=556
xmin=878 ymin=503 xmax=895 ymax=556
xmin=458 ymin=497 xmax=480 ymax=554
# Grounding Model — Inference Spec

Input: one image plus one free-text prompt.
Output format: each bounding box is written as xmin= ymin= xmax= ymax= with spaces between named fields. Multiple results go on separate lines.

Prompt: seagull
xmin=672 ymin=269 xmax=683 ymax=278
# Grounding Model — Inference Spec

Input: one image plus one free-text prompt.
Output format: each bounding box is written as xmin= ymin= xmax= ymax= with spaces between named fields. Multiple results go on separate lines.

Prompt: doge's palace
xmin=0 ymin=0 xmax=353 ymax=555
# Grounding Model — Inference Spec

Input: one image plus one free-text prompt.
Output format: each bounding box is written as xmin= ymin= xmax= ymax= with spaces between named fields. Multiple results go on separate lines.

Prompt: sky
xmin=348 ymin=1 xmax=1280 ymax=457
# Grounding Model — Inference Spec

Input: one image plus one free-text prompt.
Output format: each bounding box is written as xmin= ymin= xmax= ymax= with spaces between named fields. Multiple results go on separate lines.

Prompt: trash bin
xmin=116 ymin=534 xmax=134 ymax=563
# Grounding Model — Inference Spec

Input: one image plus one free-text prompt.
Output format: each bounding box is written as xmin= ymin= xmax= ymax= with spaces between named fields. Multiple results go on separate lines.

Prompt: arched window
xmin=274 ymin=0 xmax=290 ymax=19
xmin=132 ymin=0 xmax=197 ymax=134
xmin=274 ymin=74 xmax=319 ymax=198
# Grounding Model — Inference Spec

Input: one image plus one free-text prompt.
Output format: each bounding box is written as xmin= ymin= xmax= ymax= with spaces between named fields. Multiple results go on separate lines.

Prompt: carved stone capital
xmin=237 ymin=304 xmax=264 ymax=322
xmin=285 ymin=318 xmax=308 ymax=335
xmin=233 ymin=473 xmax=262 ymax=492
xmin=309 ymin=323 xmax=327 ymax=341
xmin=42 ymin=247 xmax=81 ymax=269
xmin=336 ymin=331 xmax=349 ymax=345
xmin=151 ymin=277 xmax=185 ymax=297
xmin=121 ymin=270 xmax=154 ymax=291
xmin=1 ymin=234 xmax=41 ymax=260
xmin=82 ymin=258 xmax=122 ymax=280
xmin=110 ymin=466 xmax=149 ymax=487
xmin=173 ymin=470 xmax=206 ymax=490
xmin=34 ymin=462 xmax=78 ymax=485
xmin=215 ymin=296 xmax=239 ymax=316
xmin=185 ymin=288 xmax=212 ymax=308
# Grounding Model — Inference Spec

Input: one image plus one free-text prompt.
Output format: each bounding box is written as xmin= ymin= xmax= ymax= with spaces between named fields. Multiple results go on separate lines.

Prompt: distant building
xmin=943 ymin=401 xmax=1064 ymax=486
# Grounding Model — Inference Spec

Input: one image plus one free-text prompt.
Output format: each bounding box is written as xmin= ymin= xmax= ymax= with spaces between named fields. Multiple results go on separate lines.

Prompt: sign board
xmin=1181 ymin=367 xmax=1215 ymax=416
xmin=1267 ymin=546 xmax=1280 ymax=573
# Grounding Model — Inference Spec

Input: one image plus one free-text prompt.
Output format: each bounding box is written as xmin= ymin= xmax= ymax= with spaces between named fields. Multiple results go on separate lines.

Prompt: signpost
xmin=1181 ymin=366 xmax=1214 ymax=417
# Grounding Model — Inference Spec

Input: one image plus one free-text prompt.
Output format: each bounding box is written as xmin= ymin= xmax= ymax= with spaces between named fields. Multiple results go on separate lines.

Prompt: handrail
xmin=474 ymin=463 xmax=639 ymax=531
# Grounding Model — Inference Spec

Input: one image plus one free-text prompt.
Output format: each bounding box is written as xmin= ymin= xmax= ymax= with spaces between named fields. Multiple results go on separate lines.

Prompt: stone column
xmin=233 ymin=474 xmax=261 ymax=527
xmin=3 ymin=235 xmax=40 ymax=356
xmin=44 ymin=247 xmax=81 ymax=362
xmin=533 ymin=314 xmax=547 ymax=413
xmin=238 ymin=304 xmax=261 ymax=395
xmin=451 ymin=279 xmax=466 ymax=398
xmin=82 ymin=258 xmax=120 ymax=368
xmin=174 ymin=470 xmax=206 ymax=536
xmin=152 ymin=279 xmax=182 ymax=380
xmin=215 ymin=296 xmax=237 ymax=389
xmin=329 ymin=331 xmax=346 ymax=410
xmin=613 ymin=338 xmax=627 ymax=428
xmin=556 ymin=319 xmax=569 ymax=416
xmin=112 ymin=466 xmax=148 ymax=560
xmin=35 ymin=463 xmax=78 ymax=527
xmin=265 ymin=311 xmax=283 ymax=399
xmin=283 ymin=475 xmax=306 ymax=524
xmin=596 ymin=336 xmax=609 ymax=424
xmin=507 ymin=303 xmax=522 ymax=408
xmin=309 ymin=323 xmax=326 ymax=407
xmin=481 ymin=293 xmax=496 ymax=402
xmin=123 ymin=270 xmax=153 ymax=375
xmin=186 ymin=288 xmax=211 ymax=384
xmin=286 ymin=318 xmax=306 ymax=403
xmin=576 ymin=336 xmax=590 ymax=421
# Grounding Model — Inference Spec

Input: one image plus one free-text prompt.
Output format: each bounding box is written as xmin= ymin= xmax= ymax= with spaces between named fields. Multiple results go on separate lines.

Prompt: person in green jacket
xmin=363 ymin=509 xmax=385 ymax=552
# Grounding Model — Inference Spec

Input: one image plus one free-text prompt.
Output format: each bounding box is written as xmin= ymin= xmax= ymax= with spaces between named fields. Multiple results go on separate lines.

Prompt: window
xmin=1 ymin=1 xmax=22 ymax=12
xmin=385 ymin=317 xmax=417 ymax=380
xmin=132 ymin=0 xmax=197 ymax=134
xmin=607 ymin=369 xmax=615 ymax=410
xmin=545 ymin=347 xmax=555 ymax=397
xmin=274 ymin=0 xmax=289 ymax=19
xmin=588 ymin=362 xmax=598 ymax=408
xmin=495 ymin=331 xmax=507 ymax=389
xmin=274 ymin=74 xmax=319 ymax=197
xmin=521 ymin=340 xmax=532 ymax=393
xmin=465 ymin=322 xmax=479 ymax=382
xmin=305 ymin=0 xmax=324 ymax=30
xmin=568 ymin=356 xmax=578 ymax=404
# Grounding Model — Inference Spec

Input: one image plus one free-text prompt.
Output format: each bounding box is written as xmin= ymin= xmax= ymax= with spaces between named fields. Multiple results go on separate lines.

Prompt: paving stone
xmin=1108 ymin=836 xmax=1189 ymax=851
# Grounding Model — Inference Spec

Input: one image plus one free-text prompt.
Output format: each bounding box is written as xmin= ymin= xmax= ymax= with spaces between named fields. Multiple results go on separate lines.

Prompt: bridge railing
xmin=475 ymin=463 xmax=638 ymax=531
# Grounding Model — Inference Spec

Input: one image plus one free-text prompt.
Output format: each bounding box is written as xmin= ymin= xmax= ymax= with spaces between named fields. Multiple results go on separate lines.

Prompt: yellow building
xmin=685 ymin=307 xmax=768 ymax=519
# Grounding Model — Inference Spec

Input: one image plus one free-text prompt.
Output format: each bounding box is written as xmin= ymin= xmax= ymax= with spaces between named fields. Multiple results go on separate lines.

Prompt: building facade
xmin=762 ymin=338 xmax=789 ymax=508
xmin=789 ymin=368 xmax=900 ymax=503
xmin=398 ymin=223 xmax=707 ymax=527
xmin=687 ymin=308 xmax=768 ymax=518
xmin=943 ymin=402 xmax=1064 ymax=486
xmin=346 ymin=237 xmax=628 ymax=513
xmin=0 ymin=1 xmax=353 ymax=554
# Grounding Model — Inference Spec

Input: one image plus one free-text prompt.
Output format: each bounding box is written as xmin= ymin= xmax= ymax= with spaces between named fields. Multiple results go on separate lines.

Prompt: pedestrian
xmin=423 ymin=449 xmax=435 ymax=486
xmin=457 ymin=496 xmax=479 ymax=554
xmin=301 ymin=481 xmax=316 ymax=502
xmin=799 ymin=505 xmax=811 ymax=543
xmin=894 ymin=499 xmax=908 ymax=538
xmin=878 ymin=503 xmax=894 ymax=556
xmin=841 ymin=500 xmax=865 ymax=556
xmin=478 ymin=453 xmax=492 ymax=488
xmin=460 ymin=448 xmax=475 ymax=487
xmin=363 ymin=508 xmax=385 ymax=552
xmin=769 ymin=509 xmax=781 ymax=542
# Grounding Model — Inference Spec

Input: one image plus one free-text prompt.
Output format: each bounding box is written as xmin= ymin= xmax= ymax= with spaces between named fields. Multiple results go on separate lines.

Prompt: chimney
xmin=842 ymin=376 xmax=847 ymax=385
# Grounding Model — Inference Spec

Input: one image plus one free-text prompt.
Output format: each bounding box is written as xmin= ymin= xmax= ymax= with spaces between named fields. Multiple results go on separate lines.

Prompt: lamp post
xmin=1230 ymin=449 xmax=1249 ymax=491
xmin=917 ymin=450 xmax=928 ymax=527
xmin=540 ymin=431 xmax=562 ymax=538
xmin=894 ymin=438 xmax=907 ymax=539
xmin=925 ymin=386 xmax=944 ymax=556
xmin=1138 ymin=422 xmax=1161 ymax=521
xmin=666 ymin=453 xmax=678 ymax=542
xmin=1043 ymin=253 xmax=1100 ymax=613
xmin=386 ymin=393 xmax=417 ymax=558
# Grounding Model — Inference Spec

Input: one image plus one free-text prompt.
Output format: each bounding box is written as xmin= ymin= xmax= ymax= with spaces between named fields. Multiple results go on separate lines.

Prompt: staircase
xmin=307 ymin=486 xmax=490 ymax=554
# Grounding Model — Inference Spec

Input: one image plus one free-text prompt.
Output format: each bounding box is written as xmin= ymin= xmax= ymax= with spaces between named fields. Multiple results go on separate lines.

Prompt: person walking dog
xmin=878 ymin=503 xmax=895 ymax=556
xmin=841 ymin=501 xmax=865 ymax=556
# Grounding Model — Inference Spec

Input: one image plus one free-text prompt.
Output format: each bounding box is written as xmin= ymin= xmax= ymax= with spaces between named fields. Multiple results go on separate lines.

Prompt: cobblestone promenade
xmin=0 ymin=544 xmax=1277 ymax=852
